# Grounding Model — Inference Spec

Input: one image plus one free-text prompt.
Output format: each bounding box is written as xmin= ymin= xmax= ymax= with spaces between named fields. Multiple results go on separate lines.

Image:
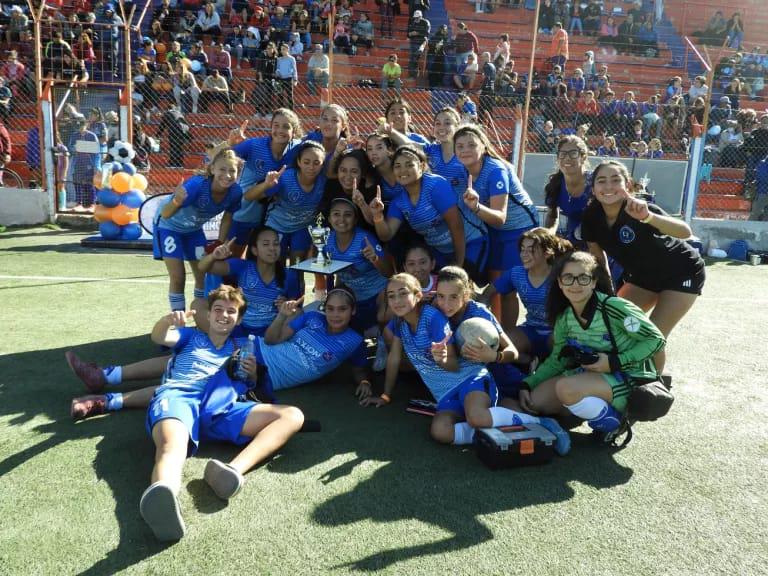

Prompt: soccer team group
xmin=65 ymin=100 xmax=705 ymax=541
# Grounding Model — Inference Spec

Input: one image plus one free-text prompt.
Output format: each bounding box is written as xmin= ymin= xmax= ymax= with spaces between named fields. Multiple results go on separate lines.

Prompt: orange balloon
xmin=112 ymin=204 xmax=138 ymax=225
xmin=131 ymin=173 xmax=148 ymax=192
xmin=94 ymin=205 xmax=113 ymax=223
xmin=111 ymin=172 xmax=133 ymax=194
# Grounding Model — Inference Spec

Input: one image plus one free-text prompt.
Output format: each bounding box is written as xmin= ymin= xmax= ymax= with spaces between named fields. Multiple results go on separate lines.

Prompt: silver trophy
xmin=308 ymin=213 xmax=331 ymax=266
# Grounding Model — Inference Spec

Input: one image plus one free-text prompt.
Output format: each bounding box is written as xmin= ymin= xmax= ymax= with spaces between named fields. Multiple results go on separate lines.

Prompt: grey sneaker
xmin=204 ymin=459 xmax=245 ymax=500
xmin=139 ymin=482 xmax=186 ymax=541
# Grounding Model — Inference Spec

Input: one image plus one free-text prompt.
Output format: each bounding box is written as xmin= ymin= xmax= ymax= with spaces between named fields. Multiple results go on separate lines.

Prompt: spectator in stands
xmin=582 ymin=50 xmax=596 ymax=80
xmin=291 ymin=10 xmax=312 ymax=50
xmin=641 ymin=94 xmax=662 ymax=138
xmin=427 ymin=31 xmax=448 ymax=89
xmin=201 ymin=68 xmax=234 ymax=114
xmin=210 ymin=43 xmax=233 ymax=81
xmin=408 ymin=0 xmax=430 ymax=17
xmin=743 ymin=113 xmax=768 ymax=176
xmin=687 ymin=75 xmax=708 ymax=104
xmin=43 ymin=30 xmax=73 ymax=79
xmin=636 ymin=19 xmax=659 ymax=57
xmin=251 ymin=6 xmax=271 ymax=32
xmin=0 ymin=77 xmax=11 ymax=125
xmin=743 ymin=62 xmax=765 ymax=100
xmin=454 ymin=22 xmax=479 ymax=68
xmin=498 ymin=70 xmax=521 ymax=104
xmin=242 ymin=28 xmax=261 ymax=68
xmin=538 ymin=120 xmax=557 ymax=153
xmin=6 ymin=6 xmax=29 ymax=44
xmin=406 ymin=10 xmax=430 ymax=78
xmin=726 ymin=12 xmax=744 ymax=50
xmin=457 ymin=92 xmax=477 ymax=122
xmin=592 ymin=64 xmax=611 ymax=98
xmin=582 ymin=0 xmax=602 ymax=36
xmin=166 ymin=41 xmax=186 ymax=68
xmin=378 ymin=53 xmax=402 ymax=97
xmin=271 ymin=6 xmax=291 ymax=43
xmin=333 ymin=15 xmax=353 ymax=55
xmin=186 ymin=42 xmax=208 ymax=76
xmin=152 ymin=0 xmax=175 ymax=32
xmin=549 ymin=22 xmax=569 ymax=71
xmin=648 ymin=137 xmax=664 ymax=158
xmin=568 ymin=0 xmax=583 ymax=35
xmin=137 ymin=38 xmax=158 ymax=68
xmin=663 ymin=94 xmax=685 ymax=139
xmin=626 ymin=118 xmax=644 ymax=147
xmin=538 ymin=0 xmax=555 ymax=34
xmin=377 ymin=0 xmax=398 ymax=38
xmin=173 ymin=62 xmax=201 ymax=113
xmin=718 ymin=119 xmax=744 ymax=167
xmin=337 ymin=0 xmax=354 ymax=19
xmin=599 ymin=90 xmax=619 ymax=135
xmin=566 ymin=68 xmax=585 ymax=97
xmin=253 ymin=41 xmax=277 ymax=117
xmin=478 ymin=52 xmax=497 ymax=124
xmin=157 ymin=104 xmax=191 ymax=168
xmin=307 ymin=44 xmax=330 ymax=96
xmin=225 ymin=25 xmax=247 ymax=68
xmin=351 ymin=13 xmax=374 ymax=55
xmin=0 ymin=118 xmax=11 ymax=186
xmin=494 ymin=34 xmax=510 ymax=69
xmin=629 ymin=140 xmax=648 ymax=158
xmin=597 ymin=135 xmax=619 ymax=157
xmin=692 ymin=10 xmax=728 ymax=46
xmin=723 ymin=77 xmax=744 ymax=110
xmin=544 ymin=64 xmax=563 ymax=96
xmin=453 ymin=52 xmax=478 ymax=91
xmin=194 ymin=3 xmax=222 ymax=38
xmin=2 ymin=51 xmax=26 ymax=99
xmin=101 ymin=5 xmax=123 ymax=77
xmin=664 ymin=76 xmax=683 ymax=102
xmin=574 ymin=89 xmax=600 ymax=127
xmin=274 ymin=42 xmax=297 ymax=109
xmin=618 ymin=90 xmax=639 ymax=133
xmin=597 ymin=15 xmax=618 ymax=51
xmin=616 ymin=13 xmax=637 ymax=55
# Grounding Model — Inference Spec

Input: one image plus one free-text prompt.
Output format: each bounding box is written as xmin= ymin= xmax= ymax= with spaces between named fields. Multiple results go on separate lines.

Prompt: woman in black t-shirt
xmin=582 ymin=160 xmax=704 ymax=373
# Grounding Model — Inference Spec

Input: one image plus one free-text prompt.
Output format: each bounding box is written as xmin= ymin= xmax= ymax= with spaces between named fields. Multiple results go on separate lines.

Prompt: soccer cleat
xmin=71 ymin=395 xmax=107 ymax=420
xmin=204 ymin=459 xmax=245 ymax=500
xmin=65 ymin=351 xmax=107 ymax=392
xmin=539 ymin=417 xmax=572 ymax=456
xmin=593 ymin=418 xmax=633 ymax=449
xmin=139 ymin=482 xmax=186 ymax=541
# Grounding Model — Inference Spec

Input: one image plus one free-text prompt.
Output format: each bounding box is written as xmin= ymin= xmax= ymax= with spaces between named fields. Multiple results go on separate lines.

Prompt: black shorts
xmin=624 ymin=261 xmax=705 ymax=295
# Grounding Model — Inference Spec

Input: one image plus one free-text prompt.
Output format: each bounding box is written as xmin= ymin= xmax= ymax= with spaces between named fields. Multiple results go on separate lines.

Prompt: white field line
xmin=0 ymin=274 xmax=167 ymax=284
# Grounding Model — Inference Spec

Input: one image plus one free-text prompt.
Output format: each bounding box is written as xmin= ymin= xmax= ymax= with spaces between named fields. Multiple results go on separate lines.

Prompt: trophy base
xmin=290 ymin=258 xmax=354 ymax=275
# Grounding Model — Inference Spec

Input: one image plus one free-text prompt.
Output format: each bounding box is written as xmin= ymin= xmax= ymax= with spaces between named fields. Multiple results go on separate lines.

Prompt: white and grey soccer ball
xmin=109 ymin=140 xmax=135 ymax=162
xmin=455 ymin=317 xmax=500 ymax=352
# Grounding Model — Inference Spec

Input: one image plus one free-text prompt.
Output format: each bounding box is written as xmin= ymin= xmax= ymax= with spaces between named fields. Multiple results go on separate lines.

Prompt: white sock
xmin=565 ymin=396 xmax=609 ymax=420
xmin=489 ymin=406 xmax=540 ymax=427
xmin=103 ymin=365 xmax=122 ymax=386
xmin=453 ymin=422 xmax=476 ymax=445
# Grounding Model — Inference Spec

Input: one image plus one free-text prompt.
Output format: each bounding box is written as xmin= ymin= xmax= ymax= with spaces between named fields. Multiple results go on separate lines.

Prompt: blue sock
xmin=169 ymin=292 xmax=185 ymax=311
xmin=452 ymin=422 xmax=475 ymax=445
xmin=103 ymin=365 xmax=122 ymax=386
xmin=193 ymin=288 xmax=206 ymax=299
xmin=587 ymin=404 xmax=622 ymax=433
xmin=538 ymin=417 xmax=571 ymax=456
xmin=105 ymin=392 xmax=123 ymax=411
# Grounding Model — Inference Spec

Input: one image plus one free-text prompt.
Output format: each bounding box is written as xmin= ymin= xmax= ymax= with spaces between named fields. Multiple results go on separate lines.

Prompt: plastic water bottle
xmin=237 ymin=334 xmax=256 ymax=380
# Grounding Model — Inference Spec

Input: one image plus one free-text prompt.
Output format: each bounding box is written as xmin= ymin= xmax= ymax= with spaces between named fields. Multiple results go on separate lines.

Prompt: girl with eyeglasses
xmin=581 ymin=160 xmax=704 ymax=374
xmin=519 ymin=251 xmax=664 ymax=441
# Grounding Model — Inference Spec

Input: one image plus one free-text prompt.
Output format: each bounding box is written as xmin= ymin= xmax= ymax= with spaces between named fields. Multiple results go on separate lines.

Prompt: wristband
xmin=640 ymin=213 xmax=653 ymax=224
xmin=379 ymin=393 xmax=391 ymax=404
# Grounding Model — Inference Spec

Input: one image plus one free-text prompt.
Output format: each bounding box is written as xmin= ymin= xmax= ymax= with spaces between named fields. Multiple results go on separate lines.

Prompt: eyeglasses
xmin=557 ymin=150 xmax=581 ymax=160
xmin=560 ymin=273 xmax=593 ymax=286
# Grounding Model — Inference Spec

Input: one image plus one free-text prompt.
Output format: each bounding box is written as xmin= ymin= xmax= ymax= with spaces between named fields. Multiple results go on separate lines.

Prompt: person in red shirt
xmin=549 ymin=21 xmax=569 ymax=71
xmin=453 ymin=22 xmax=479 ymax=68
xmin=1 ymin=51 xmax=27 ymax=98
xmin=0 ymin=119 xmax=12 ymax=186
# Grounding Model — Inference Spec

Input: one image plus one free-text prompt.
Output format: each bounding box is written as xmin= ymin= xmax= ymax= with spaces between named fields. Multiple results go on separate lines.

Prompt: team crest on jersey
xmin=322 ymin=351 xmax=334 ymax=361
xmin=307 ymin=317 xmax=325 ymax=330
xmin=254 ymin=159 xmax=265 ymax=171
xmin=198 ymin=189 xmax=211 ymax=208
xmin=451 ymin=177 xmax=460 ymax=187
xmin=619 ymin=225 xmax=635 ymax=244
xmin=288 ymin=190 xmax=301 ymax=203
xmin=192 ymin=332 xmax=212 ymax=349
xmin=496 ymin=180 xmax=504 ymax=190
xmin=623 ymin=316 xmax=641 ymax=333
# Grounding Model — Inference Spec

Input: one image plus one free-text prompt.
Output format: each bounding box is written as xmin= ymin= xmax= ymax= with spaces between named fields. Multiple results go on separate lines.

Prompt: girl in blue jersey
xmin=244 ymin=141 xmax=327 ymax=264
xmin=153 ymin=148 xmax=243 ymax=314
xmin=324 ymin=149 xmax=377 ymax=228
xmin=139 ymin=285 xmax=305 ymax=541
xmin=222 ymin=109 xmax=304 ymax=249
xmin=482 ymin=228 xmax=573 ymax=361
xmin=197 ymin=226 xmax=303 ymax=337
xmin=304 ymin=103 xmax=351 ymax=159
xmin=368 ymin=145 xmax=466 ymax=268
xmin=365 ymin=133 xmax=400 ymax=202
xmin=325 ymin=197 xmax=393 ymax=333
xmin=363 ymin=273 xmax=569 ymax=452
xmin=384 ymin=97 xmax=430 ymax=145
xmin=543 ymin=135 xmax=592 ymax=244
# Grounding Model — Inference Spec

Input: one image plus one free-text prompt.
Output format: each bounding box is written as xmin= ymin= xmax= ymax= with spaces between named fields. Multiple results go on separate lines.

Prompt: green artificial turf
xmin=0 ymin=228 xmax=765 ymax=575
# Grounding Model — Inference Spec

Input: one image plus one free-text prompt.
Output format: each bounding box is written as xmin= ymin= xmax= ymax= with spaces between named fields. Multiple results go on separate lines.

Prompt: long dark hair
xmin=544 ymin=135 xmax=590 ymax=211
xmin=292 ymin=140 xmax=326 ymax=170
xmin=332 ymin=148 xmax=373 ymax=185
xmin=245 ymin=226 xmax=286 ymax=288
xmin=546 ymin=251 xmax=613 ymax=325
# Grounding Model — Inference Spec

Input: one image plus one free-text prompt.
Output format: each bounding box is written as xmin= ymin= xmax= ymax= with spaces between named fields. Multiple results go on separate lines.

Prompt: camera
xmin=558 ymin=344 xmax=599 ymax=368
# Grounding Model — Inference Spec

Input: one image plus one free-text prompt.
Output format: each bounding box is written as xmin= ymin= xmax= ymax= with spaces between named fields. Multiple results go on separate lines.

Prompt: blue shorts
xmin=153 ymin=227 xmax=207 ymax=261
xmin=487 ymin=226 xmax=534 ymax=271
xmin=431 ymin=237 xmax=487 ymax=274
xmin=436 ymin=372 xmax=498 ymax=418
xmin=146 ymin=386 xmax=206 ymax=455
xmin=202 ymin=400 xmax=257 ymax=445
xmin=228 ymin=220 xmax=259 ymax=246
xmin=488 ymin=362 xmax=527 ymax=399
xmin=351 ymin=294 xmax=379 ymax=333
xmin=279 ymin=228 xmax=312 ymax=255
xmin=519 ymin=324 xmax=552 ymax=357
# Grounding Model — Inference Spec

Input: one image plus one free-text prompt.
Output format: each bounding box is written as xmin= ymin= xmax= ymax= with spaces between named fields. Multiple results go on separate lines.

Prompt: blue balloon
xmin=122 ymin=189 xmax=146 ymax=209
xmin=119 ymin=223 xmax=142 ymax=240
xmin=120 ymin=163 xmax=137 ymax=176
xmin=96 ymin=188 xmax=121 ymax=208
xmin=99 ymin=221 xmax=121 ymax=239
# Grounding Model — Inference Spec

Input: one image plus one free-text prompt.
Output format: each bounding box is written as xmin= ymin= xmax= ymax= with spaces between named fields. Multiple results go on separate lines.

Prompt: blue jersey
xmin=558 ymin=176 xmax=592 ymax=242
xmin=256 ymin=311 xmax=366 ymax=390
xmin=162 ymin=327 xmax=238 ymax=392
xmin=326 ymin=228 xmax=388 ymax=301
xmin=407 ymin=131 xmax=430 ymax=145
xmin=265 ymin=168 xmax=327 ymax=233
xmin=474 ymin=157 xmax=537 ymax=232
xmin=377 ymin=176 xmax=401 ymax=202
xmin=232 ymin=136 xmax=300 ymax=224
xmin=157 ymin=175 xmax=242 ymax=234
xmin=425 ymin=143 xmax=485 ymax=244
xmin=451 ymin=300 xmax=503 ymax=335
xmin=387 ymin=173 xmax=457 ymax=254
xmin=494 ymin=266 xmax=550 ymax=330
xmin=387 ymin=305 xmax=488 ymax=402
xmin=227 ymin=259 xmax=302 ymax=330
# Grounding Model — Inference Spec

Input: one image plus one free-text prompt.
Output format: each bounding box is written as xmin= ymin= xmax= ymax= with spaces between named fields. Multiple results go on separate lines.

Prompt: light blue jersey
xmin=474 ymin=157 xmax=537 ymax=232
xmin=494 ymin=266 xmax=550 ymax=330
xmin=156 ymin=175 xmax=242 ymax=234
xmin=387 ymin=304 xmax=489 ymax=402
xmin=227 ymin=258 xmax=302 ymax=330
xmin=232 ymin=136 xmax=300 ymax=224
xmin=256 ymin=311 xmax=366 ymax=390
xmin=452 ymin=300 xmax=503 ymax=334
xmin=326 ymin=228 xmax=388 ymax=302
xmin=377 ymin=176 xmax=400 ymax=202
xmin=407 ymin=131 xmax=430 ymax=146
xmin=425 ymin=143 xmax=486 ymax=244
xmin=387 ymin=173 xmax=457 ymax=254
xmin=162 ymin=327 xmax=238 ymax=392
xmin=264 ymin=168 xmax=327 ymax=234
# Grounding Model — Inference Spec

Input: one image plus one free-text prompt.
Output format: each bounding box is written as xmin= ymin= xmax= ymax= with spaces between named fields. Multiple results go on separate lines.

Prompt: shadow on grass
xmin=0 ymin=336 xmax=173 ymax=574
xmin=268 ymin=376 xmax=635 ymax=573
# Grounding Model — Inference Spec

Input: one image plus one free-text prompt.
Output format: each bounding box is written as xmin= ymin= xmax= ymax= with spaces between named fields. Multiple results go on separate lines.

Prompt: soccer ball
xmin=455 ymin=317 xmax=499 ymax=353
xmin=109 ymin=140 xmax=135 ymax=163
